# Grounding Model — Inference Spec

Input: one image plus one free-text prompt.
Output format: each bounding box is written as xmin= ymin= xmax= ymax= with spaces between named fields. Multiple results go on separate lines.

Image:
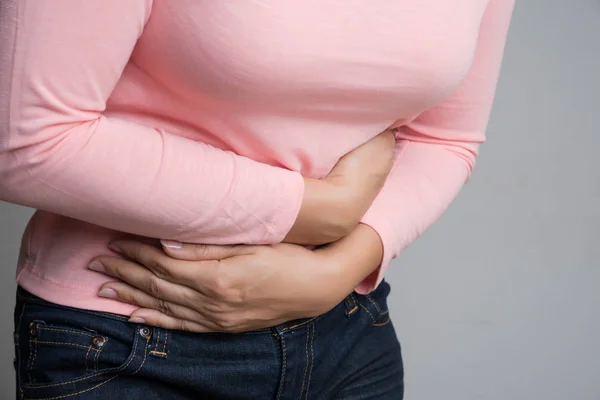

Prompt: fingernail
xmin=88 ymin=260 xmax=105 ymax=272
xmin=98 ymin=288 xmax=117 ymax=298
xmin=129 ymin=317 xmax=146 ymax=324
xmin=161 ymin=239 xmax=183 ymax=249
xmin=108 ymin=242 xmax=122 ymax=253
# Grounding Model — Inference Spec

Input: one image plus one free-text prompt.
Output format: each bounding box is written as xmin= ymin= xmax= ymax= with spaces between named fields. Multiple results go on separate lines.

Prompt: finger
xmin=108 ymin=240 xmax=199 ymax=284
xmin=129 ymin=308 xmax=213 ymax=333
xmin=98 ymin=281 xmax=215 ymax=328
xmin=159 ymin=240 xmax=256 ymax=261
xmin=90 ymin=256 xmax=202 ymax=304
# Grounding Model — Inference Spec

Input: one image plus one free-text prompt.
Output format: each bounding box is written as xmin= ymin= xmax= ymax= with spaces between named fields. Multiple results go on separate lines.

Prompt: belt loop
xmin=344 ymin=293 xmax=358 ymax=317
xmin=148 ymin=327 xmax=168 ymax=359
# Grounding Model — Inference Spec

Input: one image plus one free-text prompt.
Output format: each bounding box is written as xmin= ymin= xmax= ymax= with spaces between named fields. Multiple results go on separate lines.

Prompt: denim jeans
xmin=13 ymin=281 xmax=403 ymax=399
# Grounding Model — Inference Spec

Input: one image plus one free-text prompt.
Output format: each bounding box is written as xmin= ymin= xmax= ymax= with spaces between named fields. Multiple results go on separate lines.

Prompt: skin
xmin=285 ymin=130 xmax=396 ymax=245
xmin=88 ymin=131 xmax=395 ymax=332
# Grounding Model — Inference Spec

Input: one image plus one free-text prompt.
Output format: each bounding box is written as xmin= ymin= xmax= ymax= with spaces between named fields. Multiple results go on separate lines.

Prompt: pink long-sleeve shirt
xmin=0 ymin=0 xmax=513 ymax=315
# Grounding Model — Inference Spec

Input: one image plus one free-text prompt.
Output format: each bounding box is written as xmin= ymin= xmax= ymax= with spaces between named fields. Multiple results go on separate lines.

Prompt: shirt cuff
xmin=355 ymin=212 xmax=397 ymax=294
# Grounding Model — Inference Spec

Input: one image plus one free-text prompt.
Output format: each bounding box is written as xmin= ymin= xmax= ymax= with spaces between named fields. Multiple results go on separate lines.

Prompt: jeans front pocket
xmin=354 ymin=280 xmax=392 ymax=327
xmin=25 ymin=320 xmax=112 ymax=385
xmin=15 ymin=289 xmax=149 ymax=399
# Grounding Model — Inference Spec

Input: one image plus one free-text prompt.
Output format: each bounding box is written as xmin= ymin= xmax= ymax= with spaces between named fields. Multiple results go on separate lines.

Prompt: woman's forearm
xmin=285 ymin=131 xmax=395 ymax=246
xmin=316 ymin=223 xmax=385 ymax=294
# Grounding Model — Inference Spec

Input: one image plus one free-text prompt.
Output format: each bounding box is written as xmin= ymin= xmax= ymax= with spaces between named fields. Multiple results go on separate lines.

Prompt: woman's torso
xmin=17 ymin=0 xmax=489 ymax=314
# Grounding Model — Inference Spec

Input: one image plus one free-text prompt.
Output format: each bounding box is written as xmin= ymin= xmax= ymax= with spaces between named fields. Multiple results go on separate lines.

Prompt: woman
xmin=0 ymin=1 xmax=514 ymax=399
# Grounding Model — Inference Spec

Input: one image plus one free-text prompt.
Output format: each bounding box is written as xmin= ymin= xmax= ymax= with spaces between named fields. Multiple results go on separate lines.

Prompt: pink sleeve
xmin=0 ymin=0 xmax=303 ymax=245
xmin=356 ymin=0 xmax=515 ymax=293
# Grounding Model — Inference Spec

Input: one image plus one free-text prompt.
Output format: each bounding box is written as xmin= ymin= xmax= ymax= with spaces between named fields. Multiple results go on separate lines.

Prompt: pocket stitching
xmin=31 ymin=340 xmax=101 ymax=351
xmin=22 ymin=328 xmax=141 ymax=390
xmin=357 ymin=303 xmax=376 ymax=323
xmin=364 ymin=294 xmax=385 ymax=315
xmin=38 ymin=326 xmax=100 ymax=339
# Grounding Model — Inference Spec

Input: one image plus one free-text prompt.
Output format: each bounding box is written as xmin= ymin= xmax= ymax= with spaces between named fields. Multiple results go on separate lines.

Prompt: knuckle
xmin=148 ymin=258 xmax=170 ymax=279
xmin=205 ymin=301 xmax=226 ymax=315
xmin=155 ymin=299 xmax=171 ymax=315
xmin=129 ymin=245 xmax=144 ymax=262
xmin=214 ymin=316 xmax=236 ymax=332
xmin=180 ymin=290 xmax=200 ymax=308
xmin=177 ymin=319 xmax=190 ymax=332
xmin=145 ymin=275 xmax=162 ymax=297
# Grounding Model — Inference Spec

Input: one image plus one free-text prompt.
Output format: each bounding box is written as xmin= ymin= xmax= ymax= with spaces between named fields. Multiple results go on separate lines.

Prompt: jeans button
xmin=29 ymin=322 xmax=37 ymax=338
xmin=139 ymin=327 xmax=152 ymax=339
xmin=92 ymin=336 xmax=106 ymax=348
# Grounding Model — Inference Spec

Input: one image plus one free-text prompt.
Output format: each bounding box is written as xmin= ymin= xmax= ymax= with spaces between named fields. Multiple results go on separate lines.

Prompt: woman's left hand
xmin=88 ymin=240 xmax=351 ymax=332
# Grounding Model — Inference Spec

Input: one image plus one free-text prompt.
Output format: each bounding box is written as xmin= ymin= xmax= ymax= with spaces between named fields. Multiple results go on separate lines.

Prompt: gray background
xmin=1 ymin=1 xmax=599 ymax=399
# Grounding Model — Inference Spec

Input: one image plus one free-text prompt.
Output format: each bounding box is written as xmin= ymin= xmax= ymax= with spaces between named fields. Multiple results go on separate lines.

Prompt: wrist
xmin=317 ymin=224 xmax=384 ymax=290
xmin=284 ymin=178 xmax=356 ymax=245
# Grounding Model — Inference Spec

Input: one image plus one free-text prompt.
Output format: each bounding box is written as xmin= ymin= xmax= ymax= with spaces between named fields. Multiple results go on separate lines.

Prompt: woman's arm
xmin=356 ymin=0 xmax=515 ymax=293
xmin=0 ymin=1 xmax=392 ymax=246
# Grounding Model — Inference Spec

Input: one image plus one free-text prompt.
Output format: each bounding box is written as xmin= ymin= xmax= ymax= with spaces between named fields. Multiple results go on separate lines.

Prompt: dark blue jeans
xmin=14 ymin=281 xmax=403 ymax=399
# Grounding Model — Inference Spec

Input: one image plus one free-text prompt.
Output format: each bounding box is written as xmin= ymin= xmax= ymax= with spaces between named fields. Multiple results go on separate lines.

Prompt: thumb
xmin=160 ymin=240 xmax=253 ymax=261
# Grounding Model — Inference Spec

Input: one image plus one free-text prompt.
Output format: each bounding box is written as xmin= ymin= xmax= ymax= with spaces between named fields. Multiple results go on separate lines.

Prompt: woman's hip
xmin=13 ymin=281 xmax=402 ymax=399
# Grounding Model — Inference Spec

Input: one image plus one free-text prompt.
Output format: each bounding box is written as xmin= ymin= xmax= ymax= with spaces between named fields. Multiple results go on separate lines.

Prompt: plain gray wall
xmin=1 ymin=1 xmax=599 ymax=399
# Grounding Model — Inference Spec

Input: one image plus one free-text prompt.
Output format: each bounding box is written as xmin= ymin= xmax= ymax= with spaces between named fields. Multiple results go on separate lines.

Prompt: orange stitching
xmin=38 ymin=327 xmax=97 ymax=339
xmin=304 ymin=323 xmax=314 ymax=400
xmin=372 ymin=318 xmax=391 ymax=327
xmin=364 ymin=294 xmax=383 ymax=315
xmin=25 ymin=376 xmax=117 ymax=400
xmin=84 ymin=345 xmax=93 ymax=373
xmin=350 ymin=293 xmax=358 ymax=309
xmin=23 ymin=329 xmax=140 ymax=389
xmin=280 ymin=317 xmax=317 ymax=333
xmin=358 ymin=303 xmax=376 ymax=323
xmin=132 ymin=336 xmax=150 ymax=375
xmin=27 ymin=332 xmax=36 ymax=379
xmin=299 ymin=324 xmax=310 ymax=398
xmin=30 ymin=340 xmax=99 ymax=351
xmin=149 ymin=351 xmax=167 ymax=356
xmin=162 ymin=330 xmax=168 ymax=353
xmin=347 ymin=305 xmax=359 ymax=315
xmin=276 ymin=335 xmax=286 ymax=400
xmin=154 ymin=328 xmax=160 ymax=351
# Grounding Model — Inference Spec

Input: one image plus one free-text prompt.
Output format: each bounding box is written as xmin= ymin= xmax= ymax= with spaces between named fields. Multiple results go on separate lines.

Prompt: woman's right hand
xmin=284 ymin=129 xmax=396 ymax=245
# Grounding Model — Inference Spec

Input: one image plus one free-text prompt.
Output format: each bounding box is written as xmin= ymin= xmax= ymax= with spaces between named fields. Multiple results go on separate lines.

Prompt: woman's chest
xmin=134 ymin=0 xmax=489 ymax=119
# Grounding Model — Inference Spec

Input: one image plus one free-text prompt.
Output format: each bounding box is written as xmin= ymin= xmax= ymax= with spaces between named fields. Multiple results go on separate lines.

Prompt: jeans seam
xmin=132 ymin=336 xmax=150 ymax=375
xmin=364 ymin=294 xmax=383 ymax=316
xmin=357 ymin=303 xmax=376 ymax=323
xmin=84 ymin=344 xmax=93 ymax=374
xmin=299 ymin=325 xmax=310 ymax=399
xmin=22 ymin=327 xmax=140 ymax=390
xmin=276 ymin=334 xmax=287 ymax=400
xmin=27 ymin=326 xmax=38 ymax=384
xmin=304 ymin=323 xmax=315 ymax=400
xmin=15 ymin=303 xmax=28 ymax=391
xmin=154 ymin=328 xmax=160 ymax=351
